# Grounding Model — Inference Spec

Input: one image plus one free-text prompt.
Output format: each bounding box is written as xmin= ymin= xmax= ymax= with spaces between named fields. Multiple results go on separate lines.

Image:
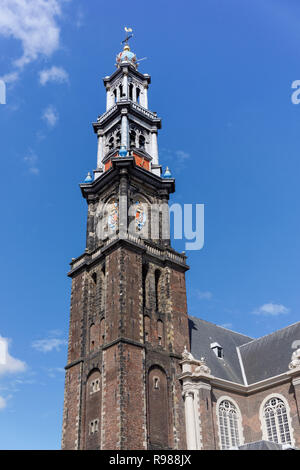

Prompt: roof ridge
xmin=238 ymin=320 xmax=300 ymax=349
xmin=188 ymin=315 xmax=253 ymax=340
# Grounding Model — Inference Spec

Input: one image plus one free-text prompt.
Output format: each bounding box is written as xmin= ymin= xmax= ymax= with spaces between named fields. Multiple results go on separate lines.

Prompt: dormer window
xmin=210 ymin=342 xmax=223 ymax=358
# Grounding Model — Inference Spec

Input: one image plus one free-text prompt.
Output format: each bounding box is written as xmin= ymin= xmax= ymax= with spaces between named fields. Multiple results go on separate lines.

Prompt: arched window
xmin=154 ymin=270 xmax=161 ymax=312
xmin=85 ymin=370 xmax=101 ymax=448
xmin=108 ymin=136 xmax=114 ymax=150
xmin=144 ymin=315 xmax=150 ymax=342
xmin=148 ymin=366 xmax=169 ymax=448
xmin=217 ymin=399 xmax=243 ymax=449
xmin=142 ymin=264 xmax=148 ymax=310
xmin=157 ymin=319 xmax=164 ymax=347
xmin=90 ymin=378 xmax=100 ymax=394
xmin=136 ymin=87 xmax=140 ymax=104
xmin=261 ymin=396 xmax=293 ymax=445
xmin=89 ymin=324 xmax=97 ymax=351
xmin=129 ymin=83 xmax=133 ymax=100
xmin=130 ymin=130 xmax=136 ymax=149
xmin=139 ymin=134 xmax=145 ymax=150
xmin=100 ymin=317 xmax=105 ymax=346
xmin=115 ymin=131 xmax=121 ymax=149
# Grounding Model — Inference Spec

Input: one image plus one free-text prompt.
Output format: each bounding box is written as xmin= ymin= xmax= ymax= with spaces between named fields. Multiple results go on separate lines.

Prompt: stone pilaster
xmin=292 ymin=375 xmax=300 ymax=422
xmin=151 ymin=131 xmax=158 ymax=165
xmin=183 ymin=391 xmax=197 ymax=449
xmin=121 ymin=110 xmax=128 ymax=149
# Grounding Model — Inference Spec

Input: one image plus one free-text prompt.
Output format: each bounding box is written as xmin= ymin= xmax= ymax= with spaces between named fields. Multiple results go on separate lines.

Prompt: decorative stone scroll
xmin=289 ymin=348 xmax=300 ymax=370
xmin=194 ymin=357 xmax=211 ymax=376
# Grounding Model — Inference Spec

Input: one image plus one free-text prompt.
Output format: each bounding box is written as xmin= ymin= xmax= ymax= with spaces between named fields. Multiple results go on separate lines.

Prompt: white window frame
xmin=90 ymin=378 xmax=100 ymax=394
xmin=216 ymin=396 xmax=244 ymax=450
xmin=259 ymin=393 xmax=295 ymax=447
xmin=89 ymin=418 xmax=99 ymax=435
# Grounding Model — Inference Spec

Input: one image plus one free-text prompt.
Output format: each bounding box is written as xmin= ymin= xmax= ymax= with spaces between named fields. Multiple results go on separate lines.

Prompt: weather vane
xmin=121 ymin=27 xmax=133 ymax=46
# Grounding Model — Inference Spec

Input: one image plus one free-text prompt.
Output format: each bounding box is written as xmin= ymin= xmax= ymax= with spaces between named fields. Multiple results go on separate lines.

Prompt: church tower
xmin=61 ymin=33 xmax=190 ymax=450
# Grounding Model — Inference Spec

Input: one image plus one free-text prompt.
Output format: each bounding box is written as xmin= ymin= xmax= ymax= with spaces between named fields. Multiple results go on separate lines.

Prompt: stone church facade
xmin=61 ymin=39 xmax=300 ymax=451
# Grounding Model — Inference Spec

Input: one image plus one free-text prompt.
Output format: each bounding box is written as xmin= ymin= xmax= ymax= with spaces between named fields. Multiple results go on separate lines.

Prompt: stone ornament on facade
xmin=289 ymin=348 xmax=300 ymax=370
xmin=182 ymin=345 xmax=194 ymax=361
xmin=194 ymin=357 xmax=211 ymax=376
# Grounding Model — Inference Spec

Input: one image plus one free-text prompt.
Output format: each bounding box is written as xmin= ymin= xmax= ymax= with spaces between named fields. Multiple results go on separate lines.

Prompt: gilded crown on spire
xmin=116 ymin=27 xmax=137 ymax=68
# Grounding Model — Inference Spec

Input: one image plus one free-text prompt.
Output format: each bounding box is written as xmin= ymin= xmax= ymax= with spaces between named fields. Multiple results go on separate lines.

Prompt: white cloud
xmin=48 ymin=329 xmax=63 ymax=337
xmin=252 ymin=302 xmax=290 ymax=316
xmin=197 ymin=290 xmax=213 ymax=300
xmin=46 ymin=367 xmax=65 ymax=378
xmin=0 ymin=336 xmax=26 ymax=376
xmin=29 ymin=167 xmax=40 ymax=175
xmin=75 ymin=8 xmax=84 ymax=29
xmin=1 ymin=71 xmax=19 ymax=84
xmin=0 ymin=0 xmax=68 ymax=82
xmin=42 ymin=105 xmax=59 ymax=127
xmin=39 ymin=65 xmax=69 ymax=85
xmin=161 ymin=148 xmax=191 ymax=172
xmin=0 ymin=0 xmax=62 ymax=67
xmin=175 ymin=150 xmax=190 ymax=162
xmin=24 ymin=149 xmax=39 ymax=175
xmin=32 ymin=338 xmax=67 ymax=353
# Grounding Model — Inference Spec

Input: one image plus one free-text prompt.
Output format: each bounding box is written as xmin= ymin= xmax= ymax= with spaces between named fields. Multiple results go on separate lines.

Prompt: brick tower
xmin=61 ymin=33 xmax=190 ymax=450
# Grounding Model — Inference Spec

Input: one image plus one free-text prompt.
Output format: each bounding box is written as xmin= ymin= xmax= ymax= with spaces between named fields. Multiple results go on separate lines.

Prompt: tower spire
xmin=91 ymin=30 xmax=164 ymax=180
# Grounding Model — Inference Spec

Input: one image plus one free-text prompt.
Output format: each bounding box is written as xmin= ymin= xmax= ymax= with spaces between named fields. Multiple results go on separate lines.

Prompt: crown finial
xmin=116 ymin=27 xmax=137 ymax=69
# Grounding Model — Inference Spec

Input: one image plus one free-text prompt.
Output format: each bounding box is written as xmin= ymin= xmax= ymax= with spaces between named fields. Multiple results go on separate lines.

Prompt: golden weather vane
xmin=121 ymin=27 xmax=134 ymax=46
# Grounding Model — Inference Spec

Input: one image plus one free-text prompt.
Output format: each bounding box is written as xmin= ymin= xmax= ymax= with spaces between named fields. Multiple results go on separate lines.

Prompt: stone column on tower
xmin=121 ymin=110 xmax=129 ymax=149
xmin=96 ymin=131 xmax=104 ymax=170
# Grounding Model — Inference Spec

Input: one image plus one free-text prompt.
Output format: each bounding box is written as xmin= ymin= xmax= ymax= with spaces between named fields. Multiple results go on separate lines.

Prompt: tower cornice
xmin=80 ymin=156 xmax=174 ymax=200
xmin=93 ymin=100 xmax=161 ymax=132
xmin=103 ymin=63 xmax=151 ymax=88
xmin=68 ymin=235 xmax=189 ymax=279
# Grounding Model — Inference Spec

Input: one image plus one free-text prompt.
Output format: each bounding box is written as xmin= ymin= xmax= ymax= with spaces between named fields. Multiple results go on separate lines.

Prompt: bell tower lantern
xmin=94 ymin=36 xmax=161 ymax=179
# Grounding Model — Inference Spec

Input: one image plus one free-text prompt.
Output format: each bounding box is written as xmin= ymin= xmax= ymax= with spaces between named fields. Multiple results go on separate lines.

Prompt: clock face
xmin=135 ymin=201 xmax=147 ymax=231
xmin=107 ymin=201 xmax=119 ymax=231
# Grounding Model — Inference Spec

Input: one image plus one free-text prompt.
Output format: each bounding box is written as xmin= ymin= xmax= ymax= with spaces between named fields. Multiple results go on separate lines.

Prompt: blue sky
xmin=0 ymin=0 xmax=300 ymax=449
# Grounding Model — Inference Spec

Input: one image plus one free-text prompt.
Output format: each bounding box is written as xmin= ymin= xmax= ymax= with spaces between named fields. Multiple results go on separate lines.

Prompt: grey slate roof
xmin=189 ymin=316 xmax=300 ymax=386
xmin=239 ymin=321 xmax=300 ymax=385
xmin=237 ymin=440 xmax=291 ymax=450
xmin=189 ymin=316 xmax=252 ymax=384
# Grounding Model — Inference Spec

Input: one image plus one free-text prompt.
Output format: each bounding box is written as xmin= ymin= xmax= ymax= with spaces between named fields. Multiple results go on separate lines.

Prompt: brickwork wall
xmin=197 ymin=385 xmax=216 ymax=450
xmin=63 ymin=238 xmax=190 ymax=450
xmin=61 ymin=363 xmax=83 ymax=449
xmin=61 ymin=271 xmax=87 ymax=449
xmin=119 ymin=343 xmax=147 ymax=449
xmin=101 ymin=345 xmax=121 ymax=449
xmin=169 ymin=268 xmax=189 ymax=355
